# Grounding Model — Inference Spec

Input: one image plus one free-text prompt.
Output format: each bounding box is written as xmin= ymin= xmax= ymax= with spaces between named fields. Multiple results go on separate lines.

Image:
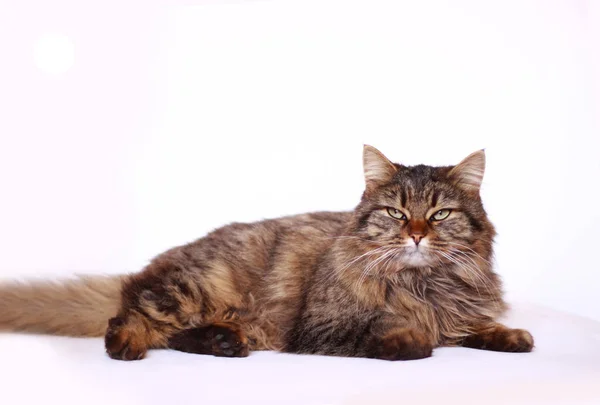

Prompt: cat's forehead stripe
xmin=431 ymin=189 xmax=440 ymax=208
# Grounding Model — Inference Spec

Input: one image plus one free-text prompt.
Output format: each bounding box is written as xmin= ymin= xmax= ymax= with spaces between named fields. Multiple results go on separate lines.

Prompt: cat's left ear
xmin=363 ymin=145 xmax=398 ymax=191
xmin=448 ymin=150 xmax=486 ymax=193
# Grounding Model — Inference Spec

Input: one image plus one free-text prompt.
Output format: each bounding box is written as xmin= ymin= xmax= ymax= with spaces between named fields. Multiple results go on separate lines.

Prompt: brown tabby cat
xmin=0 ymin=145 xmax=533 ymax=361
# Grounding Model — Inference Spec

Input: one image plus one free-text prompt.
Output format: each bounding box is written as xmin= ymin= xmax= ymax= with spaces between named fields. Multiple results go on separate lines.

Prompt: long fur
xmin=0 ymin=276 xmax=123 ymax=337
xmin=0 ymin=145 xmax=534 ymax=360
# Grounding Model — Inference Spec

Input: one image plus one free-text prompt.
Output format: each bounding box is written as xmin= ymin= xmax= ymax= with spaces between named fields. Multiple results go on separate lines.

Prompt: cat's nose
xmin=411 ymin=234 xmax=426 ymax=245
xmin=408 ymin=220 xmax=428 ymax=246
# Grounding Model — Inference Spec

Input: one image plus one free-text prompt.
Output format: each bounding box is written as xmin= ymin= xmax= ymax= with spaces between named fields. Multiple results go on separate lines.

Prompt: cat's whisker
xmin=435 ymin=248 xmax=501 ymax=310
xmin=323 ymin=235 xmax=384 ymax=245
xmin=439 ymin=250 xmax=502 ymax=309
xmin=352 ymin=248 xmax=397 ymax=313
xmin=449 ymin=256 xmax=492 ymax=295
xmin=326 ymin=245 xmax=393 ymax=288
xmin=446 ymin=249 xmax=495 ymax=287
xmin=382 ymin=250 xmax=402 ymax=276
xmin=352 ymin=249 xmax=398 ymax=313
xmin=355 ymin=248 xmax=397 ymax=291
xmin=353 ymin=249 xmax=392 ymax=313
xmin=440 ymin=241 xmax=493 ymax=265
xmin=433 ymin=246 xmax=487 ymax=280
xmin=333 ymin=246 xmax=390 ymax=277
xmin=448 ymin=249 xmax=491 ymax=281
xmin=435 ymin=250 xmax=482 ymax=295
xmin=442 ymin=250 xmax=483 ymax=278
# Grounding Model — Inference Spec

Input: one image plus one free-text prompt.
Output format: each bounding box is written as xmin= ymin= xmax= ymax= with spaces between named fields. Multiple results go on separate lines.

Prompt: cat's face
xmin=351 ymin=146 xmax=494 ymax=270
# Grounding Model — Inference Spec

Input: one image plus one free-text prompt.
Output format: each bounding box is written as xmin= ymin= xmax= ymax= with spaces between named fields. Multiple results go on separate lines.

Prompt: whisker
xmin=323 ymin=235 xmax=384 ymax=245
xmin=436 ymin=250 xmax=481 ymax=294
xmin=334 ymin=246 xmax=390 ymax=276
xmin=433 ymin=248 xmax=501 ymax=310
xmin=326 ymin=245 xmax=394 ymax=288
xmin=442 ymin=251 xmax=502 ymax=309
xmin=351 ymin=248 xmax=398 ymax=313
xmin=355 ymin=249 xmax=397 ymax=290
xmin=439 ymin=241 xmax=493 ymax=265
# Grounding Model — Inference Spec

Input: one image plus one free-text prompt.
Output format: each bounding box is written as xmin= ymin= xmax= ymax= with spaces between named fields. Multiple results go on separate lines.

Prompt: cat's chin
xmin=400 ymin=249 xmax=432 ymax=267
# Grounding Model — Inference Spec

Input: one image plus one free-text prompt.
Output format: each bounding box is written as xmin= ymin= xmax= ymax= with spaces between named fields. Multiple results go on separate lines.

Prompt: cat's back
xmin=209 ymin=210 xmax=350 ymax=243
xmin=178 ymin=211 xmax=351 ymax=273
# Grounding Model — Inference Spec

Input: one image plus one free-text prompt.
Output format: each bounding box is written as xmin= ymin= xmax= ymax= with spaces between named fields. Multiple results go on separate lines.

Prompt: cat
xmin=0 ymin=145 xmax=533 ymax=360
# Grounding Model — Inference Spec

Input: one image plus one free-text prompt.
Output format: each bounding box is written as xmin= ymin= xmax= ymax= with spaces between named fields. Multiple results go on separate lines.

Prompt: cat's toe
xmin=504 ymin=329 xmax=534 ymax=352
xmin=105 ymin=317 xmax=147 ymax=361
xmin=210 ymin=325 xmax=249 ymax=358
xmin=368 ymin=327 xmax=433 ymax=361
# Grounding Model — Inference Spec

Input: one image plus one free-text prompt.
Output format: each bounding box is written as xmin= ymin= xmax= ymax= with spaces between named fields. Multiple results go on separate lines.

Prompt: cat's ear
xmin=448 ymin=149 xmax=486 ymax=193
xmin=363 ymin=145 xmax=398 ymax=190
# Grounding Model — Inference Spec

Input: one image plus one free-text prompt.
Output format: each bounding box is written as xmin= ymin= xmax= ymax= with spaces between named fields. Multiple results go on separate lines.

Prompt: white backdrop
xmin=1 ymin=0 xmax=599 ymax=320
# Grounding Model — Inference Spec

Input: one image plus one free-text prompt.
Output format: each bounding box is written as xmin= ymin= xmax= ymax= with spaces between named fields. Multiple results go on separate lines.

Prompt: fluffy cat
xmin=0 ymin=145 xmax=533 ymax=360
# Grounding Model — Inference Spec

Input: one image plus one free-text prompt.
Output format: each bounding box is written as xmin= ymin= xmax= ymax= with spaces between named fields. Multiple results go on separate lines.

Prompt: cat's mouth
xmin=401 ymin=246 xmax=433 ymax=267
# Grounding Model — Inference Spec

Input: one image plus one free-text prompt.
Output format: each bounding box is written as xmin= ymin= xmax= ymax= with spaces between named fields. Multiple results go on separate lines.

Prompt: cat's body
xmin=0 ymin=146 xmax=533 ymax=360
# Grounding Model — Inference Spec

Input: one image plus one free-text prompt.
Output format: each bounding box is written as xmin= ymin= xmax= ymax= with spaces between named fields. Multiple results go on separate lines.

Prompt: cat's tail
xmin=0 ymin=275 xmax=124 ymax=337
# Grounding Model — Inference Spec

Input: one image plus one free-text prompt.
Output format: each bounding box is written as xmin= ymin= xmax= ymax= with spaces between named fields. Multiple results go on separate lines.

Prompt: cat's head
xmin=350 ymin=145 xmax=495 ymax=270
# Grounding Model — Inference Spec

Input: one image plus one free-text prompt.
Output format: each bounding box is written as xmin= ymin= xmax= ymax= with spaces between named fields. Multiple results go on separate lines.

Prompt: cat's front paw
xmin=462 ymin=325 xmax=534 ymax=353
xmin=105 ymin=316 xmax=148 ymax=361
xmin=504 ymin=329 xmax=534 ymax=352
xmin=209 ymin=324 xmax=249 ymax=357
xmin=368 ymin=327 xmax=433 ymax=361
xmin=168 ymin=323 xmax=249 ymax=358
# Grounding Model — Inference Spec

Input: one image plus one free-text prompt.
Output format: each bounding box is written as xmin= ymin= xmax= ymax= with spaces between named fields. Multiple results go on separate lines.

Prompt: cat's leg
xmin=461 ymin=323 xmax=534 ymax=352
xmin=104 ymin=313 xmax=167 ymax=360
xmin=167 ymin=323 xmax=250 ymax=357
xmin=286 ymin=315 xmax=433 ymax=361
xmin=105 ymin=261 xmax=212 ymax=360
xmin=364 ymin=326 xmax=433 ymax=361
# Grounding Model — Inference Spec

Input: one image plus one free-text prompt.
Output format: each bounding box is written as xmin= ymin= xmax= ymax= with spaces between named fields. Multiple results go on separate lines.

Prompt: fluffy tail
xmin=0 ymin=275 xmax=124 ymax=337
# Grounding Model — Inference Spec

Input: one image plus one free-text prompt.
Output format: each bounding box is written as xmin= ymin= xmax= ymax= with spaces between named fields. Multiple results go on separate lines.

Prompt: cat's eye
xmin=386 ymin=207 xmax=407 ymax=220
xmin=431 ymin=209 xmax=451 ymax=221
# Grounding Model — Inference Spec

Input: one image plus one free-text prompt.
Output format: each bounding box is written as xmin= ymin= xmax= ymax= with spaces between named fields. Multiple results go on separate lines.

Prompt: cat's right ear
xmin=448 ymin=149 xmax=486 ymax=193
xmin=363 ymin=145 xmax=398 ymax=191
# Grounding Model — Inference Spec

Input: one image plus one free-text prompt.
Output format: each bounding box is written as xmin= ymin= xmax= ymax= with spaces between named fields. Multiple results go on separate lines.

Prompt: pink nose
xmin=411 ymin=234 xmax=425 ymax=245
xmin=408 ymin=220 xmax=428 ymax=246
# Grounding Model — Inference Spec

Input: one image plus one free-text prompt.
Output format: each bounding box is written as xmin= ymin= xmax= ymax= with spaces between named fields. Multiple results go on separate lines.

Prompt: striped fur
xmin=0 ymin=145 xmax=533 ymax=360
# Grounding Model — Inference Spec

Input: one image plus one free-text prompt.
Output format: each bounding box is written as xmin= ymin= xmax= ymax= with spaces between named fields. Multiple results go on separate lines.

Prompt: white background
xmin=1 ymin=0 xmax=599 ymax=323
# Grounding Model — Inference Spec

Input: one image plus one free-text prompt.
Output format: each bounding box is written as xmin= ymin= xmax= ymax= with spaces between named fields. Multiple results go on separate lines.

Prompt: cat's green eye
xmin=431 ymin=209 xmax=451 ymax=221
xmin=386 ymin=207 xmax=407 ymax=220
